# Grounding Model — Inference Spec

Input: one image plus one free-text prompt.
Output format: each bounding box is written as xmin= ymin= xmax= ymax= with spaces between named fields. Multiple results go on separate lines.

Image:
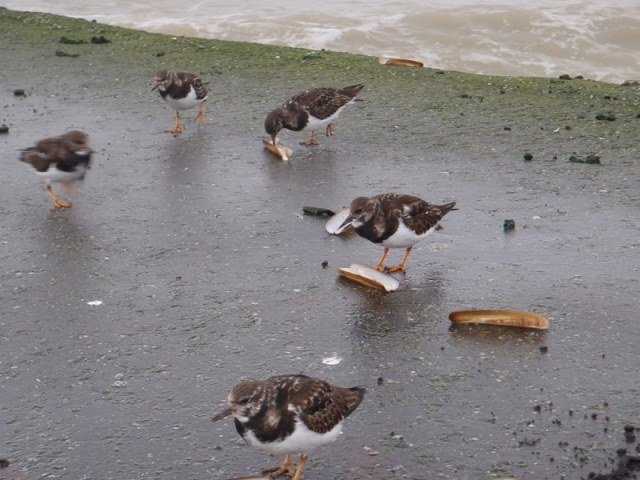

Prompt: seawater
xmin=2 ymin=0 xmax=639 ymax=83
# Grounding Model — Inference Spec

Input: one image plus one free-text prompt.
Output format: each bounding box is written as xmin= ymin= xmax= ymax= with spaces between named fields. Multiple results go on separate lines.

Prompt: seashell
xmin=262 ymin=139 xmax=293 ymax=161
xmin=338 ymin=263 xmax=400 ymax=292
xmin=380 ymin=57 xmax=424 ymax=68
xmin=325 ymin=207 xmax=352 ymax=235
xmin=449 ymin=309 xmax=549 ymax=329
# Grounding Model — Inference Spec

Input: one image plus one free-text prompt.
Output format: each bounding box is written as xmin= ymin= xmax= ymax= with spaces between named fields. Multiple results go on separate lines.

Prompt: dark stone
xmin=534 ymin=404 xmax=541 ymax=412
xmin=503 ymin=219 xmax=516 ymax=231
xmin=596 ymin=112 xmax=616 ymax=121
xmin=13 ymin=89 xmax=26 ymax=96
xmin=377 ymin=376 xmax=384 ymax=385
xmin=503 ymin=126 xmax=511 ymax=131
xmin=569 ymin=154 xmax=601 ymax=164
xmin=302 ymin=206 xmax=335 ymax=217
xmin=559 ymin=74 xmax=572 ymax=80
xmin=539 ymin=346 xmax=548 ymax=353
xmin=55 ymin=50 xmax=80 ymax=57
xmin=59 ymin=36 xmax=85 ymax=44
xmin=90 ymin=35 xmax=111 ymax=44
xmin=156 ymin=52 xmax=165 ymax=57
xmin=0 ymin=459 xmax=9 ymax=468
xmin=523 ymin=152 xmax=533 ymax=161
xmin=0 ymin=124 xmax=9 ymax=134
xmin=321 ymin=260 xmax=328 ymax=269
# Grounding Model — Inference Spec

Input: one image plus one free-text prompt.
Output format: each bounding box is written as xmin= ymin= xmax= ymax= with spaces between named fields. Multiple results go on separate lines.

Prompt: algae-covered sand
xmin=1 ymin=7 xmax=640 ymax=480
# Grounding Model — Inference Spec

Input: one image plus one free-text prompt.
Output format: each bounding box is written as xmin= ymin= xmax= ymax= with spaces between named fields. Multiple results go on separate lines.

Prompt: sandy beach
xmin=1 ymin=7 xmax=639 ymax=480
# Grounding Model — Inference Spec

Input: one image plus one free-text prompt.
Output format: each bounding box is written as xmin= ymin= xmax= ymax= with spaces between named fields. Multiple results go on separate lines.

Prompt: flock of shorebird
xmin=18 ymin=68 xmax=456 ymax=480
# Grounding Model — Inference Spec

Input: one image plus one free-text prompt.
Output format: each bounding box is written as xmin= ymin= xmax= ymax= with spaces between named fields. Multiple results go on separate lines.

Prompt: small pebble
xmin=13 ymin=89 xmax=26 ymax=96
xmin=0 ymin=124 xmax=9 ymax=134
xmin=539 ymin=346 xmax=548 ymax=354
xmin=523 ymin=152 xmax=533 ymax=161
xmin=321 ymin=260 xmax=328 ymax=269
xmin=503 ymin=219 xmax=516 ymax=232
xmin=0 ymin=459 xmax=9 ymax=468
xmin=595 ymin=112 xmax=616 ymax=121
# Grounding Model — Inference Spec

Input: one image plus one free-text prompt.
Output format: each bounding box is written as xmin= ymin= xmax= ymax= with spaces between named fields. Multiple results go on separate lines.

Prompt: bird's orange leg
xmin=290 ymin=454 xmax=308 ymax=480
xmin=262 ymin=453 xmax=295 ymax=477
xmin=374 ymin=248 xmax=390 ymax=272
xmin=46 ymin=185 xmax=71 ymax=209
xmin=386 ymin=246 xmax=413 ymax=273
xmin=168 ymin=111 xmax=183 ymax=134
xmin=195 ymin=101 xmax=206 ymax=124
xmin=61 ymin=181 xmax=75 ymax=194
xmin=325 ymin=123 xmax=335 ymax=137
xmin=300 ymin=130 xmax=319 ymax=146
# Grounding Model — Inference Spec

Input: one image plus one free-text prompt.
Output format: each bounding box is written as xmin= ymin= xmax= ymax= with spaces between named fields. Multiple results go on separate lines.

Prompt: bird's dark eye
xmin=239 ymin=397 xmax=250 ymax=405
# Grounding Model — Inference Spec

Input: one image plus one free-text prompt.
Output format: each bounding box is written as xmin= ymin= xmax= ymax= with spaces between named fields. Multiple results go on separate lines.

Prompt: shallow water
xmin=1 ymin=0 xmax=639 ymax=83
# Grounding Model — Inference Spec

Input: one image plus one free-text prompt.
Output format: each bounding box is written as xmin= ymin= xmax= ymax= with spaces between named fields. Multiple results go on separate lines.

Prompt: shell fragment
xmin=263 ymin=139 xmax=293 ymax=161
xmin=326 ymin=207 xmax=352 ymax=235
xmin=338 ymin=263 xmax=400 ymax=292
xmin=380 ymin=57 xmax=424 ymax=68
xmin=449 ymin=309 xmax=549 ymax=329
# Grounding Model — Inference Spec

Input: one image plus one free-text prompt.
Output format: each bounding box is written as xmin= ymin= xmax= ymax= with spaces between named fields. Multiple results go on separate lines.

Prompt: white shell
xmin=338 ymin=263 xmax=400 ymax=292
xmin=325 ymin=207 xmax=351 ymax=235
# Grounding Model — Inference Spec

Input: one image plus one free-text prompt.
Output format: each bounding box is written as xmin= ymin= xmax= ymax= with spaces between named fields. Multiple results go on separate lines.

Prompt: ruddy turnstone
xmin=153 ymin=69 xmax=208 ymax=134
xmin=340 ymin=193 xmax=457 ymax=273
xmin=19 ymin=130 xmax=92 ymax=209
xmin=212 ymin=374 xmax=365 ymax=480
xmin=264 ymin=84 xmax=364 ymax=146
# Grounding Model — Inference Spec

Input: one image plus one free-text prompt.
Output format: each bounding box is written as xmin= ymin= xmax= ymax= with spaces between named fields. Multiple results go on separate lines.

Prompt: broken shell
xmin=338 ymin=264 xmax=400 ymax=292
xmin=380 ymin=57 xmax=424 ymax=68
xmin=262 ymin=139 xmax=293 ymax=161
xmin=326 ymin=207 xmax=352 ymax=235
xmin=449 ymin=309 xmax=549 ymax=329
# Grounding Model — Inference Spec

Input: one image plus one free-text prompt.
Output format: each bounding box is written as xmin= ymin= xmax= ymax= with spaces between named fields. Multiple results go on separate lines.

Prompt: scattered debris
xmin=338 ymin=263 xmax=400 ymax=292
xmin=596 ymin=112 xmax=616 ymax=121
xmin=503 ymin=219 xmax=516 ymax=231
xmin=302 ymin=206 xmax=335 ymax=217
xmin=449 ymin=309 xmax=549 ymax=329
xmin=380 ymin=57 xmax=424 ymax=68
xmin=325 ymin=208 xmax=351 ymax=235
xmin=55 ymin=50 xmax=80 ymax=57
xmin=322 ymin=355 xmax=342 ymax=365
xmin=524 ymin=152 xmax=533 ymax=161
xmin=262 ymin=139 xmax=292 ymax=161
xmin=569 ymin=154 xmax=601 ymax=164
xmin=13 ymin=89 xmax=25 ymax=96
xmin=59 ymin=36 xmax=85 ymax=44
xmin=90 ymin=35 xmax=111 ymax=44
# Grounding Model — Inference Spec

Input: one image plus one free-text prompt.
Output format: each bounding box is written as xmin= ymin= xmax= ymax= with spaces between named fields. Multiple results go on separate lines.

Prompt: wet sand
xmin=1 ymin=7 xmax=639 ymax=480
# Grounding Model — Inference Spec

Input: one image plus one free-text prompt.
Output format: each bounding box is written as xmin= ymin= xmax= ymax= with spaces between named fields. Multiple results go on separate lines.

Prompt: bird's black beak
xmin=211 ymin=406 xmax=233 ymax=422
xmin=339 ymin=214 xmax=354 ymax=230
